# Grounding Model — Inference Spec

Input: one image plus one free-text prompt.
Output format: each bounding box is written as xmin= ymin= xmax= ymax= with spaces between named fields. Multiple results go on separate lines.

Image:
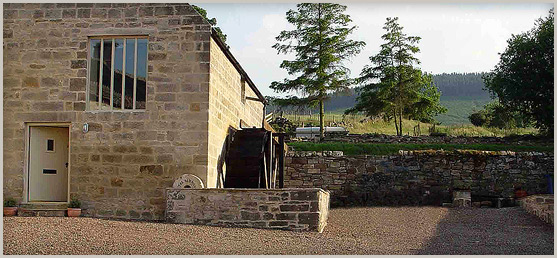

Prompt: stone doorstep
xmin=19 ymin=203 xmax=68 ymax=210
xmin=17 ymin=202 xmax=70 ymax=217
xmin=17 ymin=208 xmax=67 ymax=217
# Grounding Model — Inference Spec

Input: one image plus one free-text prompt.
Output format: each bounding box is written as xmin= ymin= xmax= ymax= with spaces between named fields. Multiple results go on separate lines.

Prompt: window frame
xmin=85 ymin=35 xmax=149 ymax=112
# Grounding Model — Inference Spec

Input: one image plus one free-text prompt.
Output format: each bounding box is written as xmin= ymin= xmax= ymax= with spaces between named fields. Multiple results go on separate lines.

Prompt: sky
xmin=194 ymin=3 xmax=553 ymax=97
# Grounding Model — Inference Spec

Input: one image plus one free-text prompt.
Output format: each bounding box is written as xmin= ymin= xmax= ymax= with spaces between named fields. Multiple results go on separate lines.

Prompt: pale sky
xmin=194 ymin=3 xmax=553 ymax=97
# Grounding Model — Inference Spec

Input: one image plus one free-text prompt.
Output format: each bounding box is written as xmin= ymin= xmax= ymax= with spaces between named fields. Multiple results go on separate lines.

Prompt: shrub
xmin=469 ymin=111 xmax=487 ymax=127
xmin=4 ymin=198 xmax=16 ymax=207
xmin=68 ymin=198 xmax=81 ymax=208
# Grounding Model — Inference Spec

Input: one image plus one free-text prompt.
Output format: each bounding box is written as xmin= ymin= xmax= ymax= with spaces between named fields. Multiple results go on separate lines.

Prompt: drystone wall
xmin=285 ymin=150 xmax=554 ymax=207
xmin=519 ymin=194 xmax=554 ymax=224
xmin=166 ymin=188 xmax=330 ymax=232
xmin=321 ymin=134 xmax=552 ymax=146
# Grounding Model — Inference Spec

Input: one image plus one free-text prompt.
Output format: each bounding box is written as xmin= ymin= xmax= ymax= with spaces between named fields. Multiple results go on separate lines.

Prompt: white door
xmin=28 ymin=126 xmax=69 ymax=202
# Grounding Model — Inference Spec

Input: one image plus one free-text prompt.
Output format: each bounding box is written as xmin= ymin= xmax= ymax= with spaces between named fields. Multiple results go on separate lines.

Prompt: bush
xmin=4 ymin=198 xmax=16 ymax=207
xmin=469 ymin=111 xmax=487 ymax=127
xmin=68 ymin=198 xmax=81 ymax=208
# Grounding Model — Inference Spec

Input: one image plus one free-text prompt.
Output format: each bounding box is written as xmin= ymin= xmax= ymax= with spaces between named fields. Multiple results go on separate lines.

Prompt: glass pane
xmin=88 ymin=39 xmax=101 ymax=110
xmin=47 ymin=139 xmax=54 ymax=151
xmin=101 ymin=39 xmax=113 ymax=110
xmin=124 ymin=39 xmax=135 ymax=109
xmin=136 ymin=38 xmax=147 ymax=109
xmin=113 ymin=39 xmax=124 ymax=109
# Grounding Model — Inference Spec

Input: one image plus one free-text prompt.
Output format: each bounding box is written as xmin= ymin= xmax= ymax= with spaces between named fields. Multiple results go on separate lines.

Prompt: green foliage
xmin=468 ymin=110 xmax=488 ymax=127
xmin=347 ymin=17 xmax=445 ymax=135
xmin=469 ymin=101 xmax=531 ymax=129
xmin=483 ymin=9 xmax=554 ymax=134
xmin=192 ymin=5 xmax=228 ymax=45
xmin=288 ymin=142 xmax=553 ymax=156
xmin=3 ymin=198 xmax=16 ymax=207
xmin=271 ymin=3 xmax=365 ymax=138
xmin=68 ymin=198 xmax=81 ymax=208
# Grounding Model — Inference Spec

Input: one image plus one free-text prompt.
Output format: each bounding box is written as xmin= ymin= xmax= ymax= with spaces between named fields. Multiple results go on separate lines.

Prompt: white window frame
xmin=86 ymin=35 xmax=148 ymax=111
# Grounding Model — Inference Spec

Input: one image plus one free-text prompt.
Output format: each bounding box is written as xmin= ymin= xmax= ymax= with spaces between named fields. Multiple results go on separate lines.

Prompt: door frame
xmin=23 ymin=122 xmax=72 ymax=204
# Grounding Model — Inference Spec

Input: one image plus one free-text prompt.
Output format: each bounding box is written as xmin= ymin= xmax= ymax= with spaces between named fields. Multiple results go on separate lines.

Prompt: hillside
xmin=268 ymin=72 xmax=493 ymax=125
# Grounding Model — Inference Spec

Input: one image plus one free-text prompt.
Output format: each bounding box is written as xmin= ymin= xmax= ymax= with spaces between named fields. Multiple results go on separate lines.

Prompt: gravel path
xmin=3 ymin=207 xmax=553 ymax=255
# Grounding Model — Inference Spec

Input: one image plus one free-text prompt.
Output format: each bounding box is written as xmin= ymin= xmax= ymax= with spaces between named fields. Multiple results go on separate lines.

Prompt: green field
xmin=288 ymin=142 xmax=553 ymax=155
xmin=435 ymin=96 xmax=492 ymax=125
xmin=279 ymin=113 xmax=538 ymax=137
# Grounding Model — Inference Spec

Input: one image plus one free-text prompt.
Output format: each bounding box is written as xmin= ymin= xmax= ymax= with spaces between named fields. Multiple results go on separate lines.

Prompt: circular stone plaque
xmin=173 ymin=174 xmax=204 ymax=189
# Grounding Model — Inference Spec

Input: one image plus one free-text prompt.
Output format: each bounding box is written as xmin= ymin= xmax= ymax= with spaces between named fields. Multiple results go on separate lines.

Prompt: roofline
xmin=210 ymin=28 xmax=267 ymax=104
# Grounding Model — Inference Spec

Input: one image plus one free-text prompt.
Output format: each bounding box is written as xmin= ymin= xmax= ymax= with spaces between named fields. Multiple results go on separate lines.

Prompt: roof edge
xmin=210 ymin=28 xmax=267 ymax=104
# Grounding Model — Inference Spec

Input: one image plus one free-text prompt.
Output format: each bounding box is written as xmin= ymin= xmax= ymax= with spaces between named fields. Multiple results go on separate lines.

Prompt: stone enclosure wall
xmin=285 ymin=151 xmax=554 ymax=207
xmin=519 ymin=194 xmax=554 ymax=224
xmin=321 ymin=134 xmax=552 ymax=146
xmin=166 ymin=188 xmax=330 ymax=232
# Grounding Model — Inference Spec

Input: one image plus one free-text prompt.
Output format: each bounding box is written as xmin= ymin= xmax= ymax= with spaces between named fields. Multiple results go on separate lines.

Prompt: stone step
xmin=17 ymin=208 xmax=67 ymax=217
xmin=19 ymin=203 xmax=68 ymax=210
xmin=17 ymin=203 xmax=69 ymax=217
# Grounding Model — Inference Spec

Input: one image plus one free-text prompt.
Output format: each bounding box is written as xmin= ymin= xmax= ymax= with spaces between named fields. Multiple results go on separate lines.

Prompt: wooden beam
xmin=278 ymin=134 xmax=285 ymax=188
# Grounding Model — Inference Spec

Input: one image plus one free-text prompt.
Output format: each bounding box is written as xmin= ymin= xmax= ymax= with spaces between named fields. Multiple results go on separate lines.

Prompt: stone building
xmin=3 ymin=3 xmax=266 ymax=220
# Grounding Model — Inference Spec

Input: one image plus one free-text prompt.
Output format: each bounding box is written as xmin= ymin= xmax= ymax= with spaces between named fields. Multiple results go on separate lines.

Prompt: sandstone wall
xmin=207 ymin=38 xmax=264 ymax=188
xmin=166 ymin=188 xmax=330 ymax=232
xmin=519 ymin=194 xmax=554 ymax=224
xmin=3 ymin=3 xmax=212 ymax=220
xmin=285 ymin=151 xmax=554 ymax=207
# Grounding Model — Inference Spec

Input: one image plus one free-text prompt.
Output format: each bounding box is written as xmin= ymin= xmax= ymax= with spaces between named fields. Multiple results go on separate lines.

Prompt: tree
xmin=483 ymin=9 xmax=554 ymax=135
xmin=469 ymin=110 xmax=488 ymax=127
xmin=469 ymin=101 xmax=531 ymax=129
xmin=192 ymin=5 xmax=228 ymax=46
xmin=271 ymin=3 xmax=365 ymax=138
xmin=346 ymin=17 xmax=445 ymax=135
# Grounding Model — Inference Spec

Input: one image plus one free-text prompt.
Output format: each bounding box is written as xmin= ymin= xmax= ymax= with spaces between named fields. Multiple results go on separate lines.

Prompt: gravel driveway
xmin=3 ymin=206 xmax=553 ymax=255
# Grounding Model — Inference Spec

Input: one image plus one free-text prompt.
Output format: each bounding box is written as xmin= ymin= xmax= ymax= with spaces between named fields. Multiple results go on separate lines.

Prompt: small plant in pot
xmin=3 ymin=198 xmax=18 ymax=216
xmin=67 ymin=198 xmax=81 ymax=217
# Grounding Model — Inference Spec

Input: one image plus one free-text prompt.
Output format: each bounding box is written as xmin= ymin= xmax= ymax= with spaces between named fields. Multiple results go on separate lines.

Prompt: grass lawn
xmin=288 ymin=142 xmax=553 ymax=155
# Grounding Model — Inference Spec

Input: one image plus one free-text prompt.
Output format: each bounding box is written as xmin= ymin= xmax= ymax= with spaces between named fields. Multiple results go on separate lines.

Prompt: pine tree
xmin=347 ymin=17 xmax=445 ymax=135
xmin=271 ymin=3 xmax=365 ymax=138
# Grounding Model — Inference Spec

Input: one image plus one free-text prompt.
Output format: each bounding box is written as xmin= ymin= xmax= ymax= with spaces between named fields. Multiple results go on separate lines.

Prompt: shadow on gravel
xmin=416 ymin=207 xmax=554 ymax=255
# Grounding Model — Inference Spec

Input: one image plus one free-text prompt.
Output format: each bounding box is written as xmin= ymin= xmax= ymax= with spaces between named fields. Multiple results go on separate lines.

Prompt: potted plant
xmin=67 ymin=198 xmax=81 ymax=217
xmin=3 ymin=198 xmax=17 ymax=216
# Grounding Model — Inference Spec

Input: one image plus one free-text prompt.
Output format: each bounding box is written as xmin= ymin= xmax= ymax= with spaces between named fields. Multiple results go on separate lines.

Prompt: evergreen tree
xmin=347 ymin=17 xmax=445 ymax=135
xmin=271 ymin=3 xmax=365 ymax=138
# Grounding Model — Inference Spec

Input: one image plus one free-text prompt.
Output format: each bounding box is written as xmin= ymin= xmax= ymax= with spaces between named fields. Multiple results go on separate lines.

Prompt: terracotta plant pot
xmin=515 ymin=190 xmax=527 ymax=199
xmin=67 ymin=208 xmax=81 ymax=217
xmin=3 ymin=207 xmax=17 ymax=216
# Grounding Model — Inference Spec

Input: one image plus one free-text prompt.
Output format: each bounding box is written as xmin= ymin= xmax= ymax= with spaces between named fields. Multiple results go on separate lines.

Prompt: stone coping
xmin=165 ymin=187 xmax=329 ymax=194
xmin=287 ymin=150 xmax=552 ymax=157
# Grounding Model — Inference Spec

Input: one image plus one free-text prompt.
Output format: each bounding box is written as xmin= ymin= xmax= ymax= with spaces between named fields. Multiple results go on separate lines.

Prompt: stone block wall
xmin=519 ymin=194 xmax=554 ymax=224
xmin=166 ymin=188 xmax=330 ymax=232
xmin=207 ymin=38 xmax=264 ymax=188
xmin=285 ymin=150 xmax=554 ymax=207
xmin=3 ymin=3 xmax=248 ymax=221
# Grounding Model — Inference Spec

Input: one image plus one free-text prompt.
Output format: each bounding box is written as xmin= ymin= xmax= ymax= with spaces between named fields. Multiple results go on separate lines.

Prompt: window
xmin=87 ymin=36 xmax=148 ymax=110
xmin=46 ymin=139 xmax=54 ymax=152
